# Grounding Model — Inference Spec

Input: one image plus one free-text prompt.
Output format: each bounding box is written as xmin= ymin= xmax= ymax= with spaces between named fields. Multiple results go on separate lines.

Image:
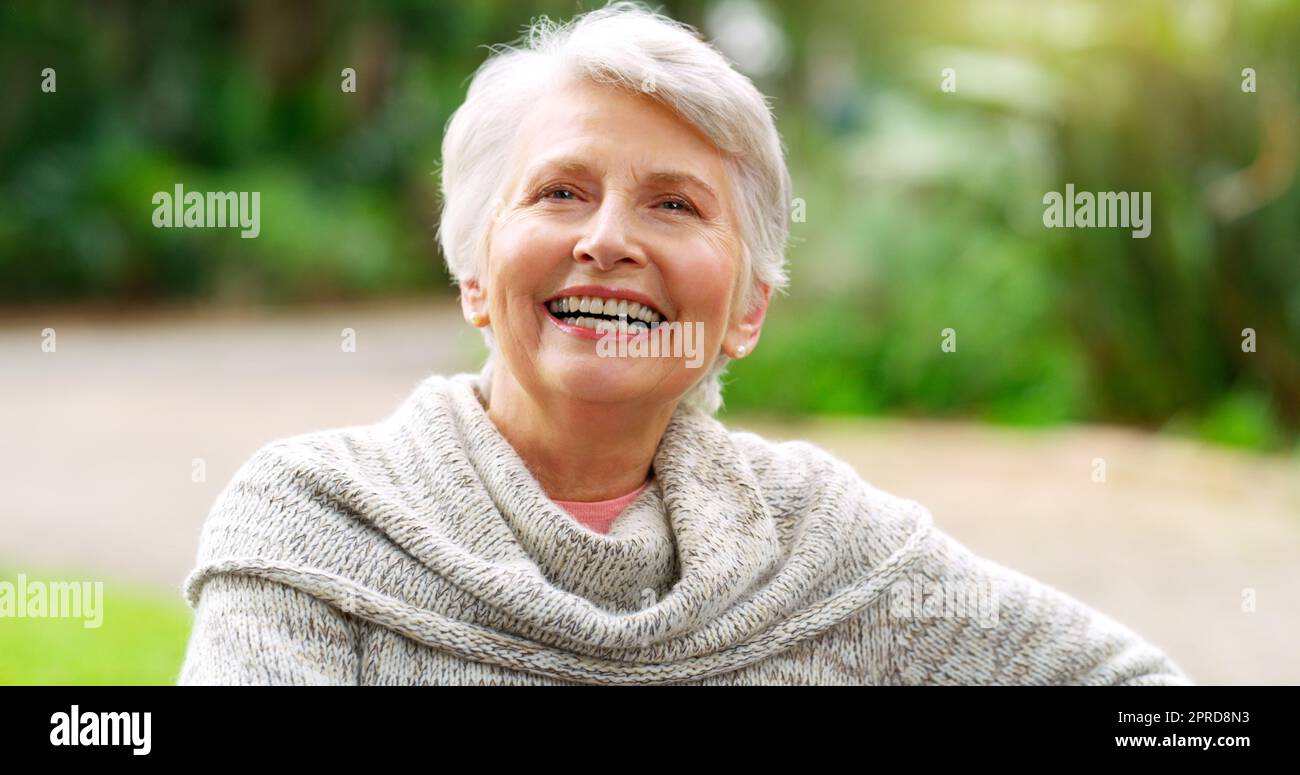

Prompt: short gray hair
xmin=436 ymin=1 xmax=791 ymax=414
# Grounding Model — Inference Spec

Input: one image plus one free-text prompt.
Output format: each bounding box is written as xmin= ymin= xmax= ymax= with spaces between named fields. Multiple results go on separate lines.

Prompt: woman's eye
xmin=541 ymin=187 xmax=576 ymax=201
xmin=657 ymin=198 xmax=696 ymax=214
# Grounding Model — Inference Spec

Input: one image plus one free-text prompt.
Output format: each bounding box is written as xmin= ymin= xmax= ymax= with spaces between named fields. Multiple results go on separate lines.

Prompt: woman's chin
xmin=541 ymin=355 xmax=669 ymax=406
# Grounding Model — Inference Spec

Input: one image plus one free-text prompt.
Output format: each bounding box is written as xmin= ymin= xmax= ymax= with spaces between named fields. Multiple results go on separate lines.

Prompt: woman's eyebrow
xmin=520 ymin=157 xmax=719 ymax=204
xmin=521 ymin=158 xmax=594 ymax=187
xmin=641 ymin=171 xmax=719 ymax=204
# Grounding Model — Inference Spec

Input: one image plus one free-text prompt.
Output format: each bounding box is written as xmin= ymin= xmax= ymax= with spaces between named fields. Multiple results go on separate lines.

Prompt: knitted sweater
xmin=177 ymin=370 xmax=1194 ymax=685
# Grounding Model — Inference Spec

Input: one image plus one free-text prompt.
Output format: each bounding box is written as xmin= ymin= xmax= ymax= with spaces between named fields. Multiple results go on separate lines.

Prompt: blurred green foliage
xmin=1 ymin=0 xmax=1297 ymax=448
xmin=0 ymin=569 xmax=192 ymax=684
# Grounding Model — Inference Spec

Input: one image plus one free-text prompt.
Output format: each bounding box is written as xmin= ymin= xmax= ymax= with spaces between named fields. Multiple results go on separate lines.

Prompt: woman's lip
xmin=541 ymin=302 xmax=654 ymax=343
xmin=544 ymin=284 xmax=669 ymax=320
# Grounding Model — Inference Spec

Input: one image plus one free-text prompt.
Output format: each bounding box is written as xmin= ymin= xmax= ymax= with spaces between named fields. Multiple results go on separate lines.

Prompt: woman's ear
xmin=726 ymin=282 xmax=771 ymax=358
xmin=459 ymin=277 xmax=490 ymax=326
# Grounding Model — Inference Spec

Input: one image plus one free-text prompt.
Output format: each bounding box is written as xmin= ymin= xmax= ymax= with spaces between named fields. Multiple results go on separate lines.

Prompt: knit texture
xmin=178 ymin=370 xmax=1194 ymax=685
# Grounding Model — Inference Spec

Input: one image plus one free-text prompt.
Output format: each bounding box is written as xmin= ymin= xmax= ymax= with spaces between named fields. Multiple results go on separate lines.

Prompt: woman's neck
xmin=484 ymin=367 xmax=674 ymax=502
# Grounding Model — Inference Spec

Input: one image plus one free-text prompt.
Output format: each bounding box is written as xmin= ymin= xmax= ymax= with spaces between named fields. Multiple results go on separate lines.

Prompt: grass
xmin=0 ymin=568 xmax=193 ymax=685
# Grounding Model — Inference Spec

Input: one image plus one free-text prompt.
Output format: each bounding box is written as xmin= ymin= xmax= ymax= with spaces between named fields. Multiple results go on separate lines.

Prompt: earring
xmin=735 ymin=344 xmax=747 ymax=357
xmin=470 ymin=313 xmax=488 ymax=327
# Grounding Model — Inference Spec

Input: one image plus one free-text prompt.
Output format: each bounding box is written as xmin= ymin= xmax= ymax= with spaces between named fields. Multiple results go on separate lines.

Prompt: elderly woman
xmin=178 ymin=3 xmax=1192 ymax=685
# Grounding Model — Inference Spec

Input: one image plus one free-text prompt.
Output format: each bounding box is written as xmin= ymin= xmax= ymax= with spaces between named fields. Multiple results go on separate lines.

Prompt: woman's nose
xmin=572 ymin=196 xmax=647 ymax=271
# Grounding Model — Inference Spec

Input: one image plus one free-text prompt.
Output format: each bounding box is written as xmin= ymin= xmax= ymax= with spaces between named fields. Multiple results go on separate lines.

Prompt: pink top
xmin=553 ymin=479 xmax=652 ymax=534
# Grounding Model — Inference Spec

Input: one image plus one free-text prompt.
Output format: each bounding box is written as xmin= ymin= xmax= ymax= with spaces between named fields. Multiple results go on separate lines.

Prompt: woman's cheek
xmin=492 ymin=222 xmax=533 ymax=270
xmin=678 ymin=245 xmax=737 ymax=322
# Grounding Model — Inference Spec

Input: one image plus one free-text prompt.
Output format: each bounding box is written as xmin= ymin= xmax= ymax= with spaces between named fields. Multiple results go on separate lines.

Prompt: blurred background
xmin=1 ymin=0 xmax=1297 ymax=684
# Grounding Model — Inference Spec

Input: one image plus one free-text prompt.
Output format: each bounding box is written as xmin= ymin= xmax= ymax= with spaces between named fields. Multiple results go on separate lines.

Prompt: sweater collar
xmin=424 ymin=371 xmax=786 ymax=647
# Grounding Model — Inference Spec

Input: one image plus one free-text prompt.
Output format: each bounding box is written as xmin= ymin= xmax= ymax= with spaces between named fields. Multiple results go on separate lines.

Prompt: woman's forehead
xmin=510 ymin=80 xmax=729 ymax=185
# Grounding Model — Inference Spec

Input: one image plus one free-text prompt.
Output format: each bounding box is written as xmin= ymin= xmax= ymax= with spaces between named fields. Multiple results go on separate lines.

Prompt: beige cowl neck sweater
xmin=178 ymin=370 xmax=1193 ymax=685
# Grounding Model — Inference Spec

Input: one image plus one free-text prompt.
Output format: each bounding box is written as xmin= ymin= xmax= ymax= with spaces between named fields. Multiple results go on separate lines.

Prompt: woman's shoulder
xmin=721 ymin=422 xmax=936 ymax=549
xmin=215 ymin=425 xmax=383 ymax=510
xmin=183 ymin=416 xmax=406 ymax=612
xmin=222 ymin=372 xmax=455 ymax=490
xmin=725 ymin=423 xmax=926 ymax=506
xmin=723 ymin=422 xmax=846 ymax=476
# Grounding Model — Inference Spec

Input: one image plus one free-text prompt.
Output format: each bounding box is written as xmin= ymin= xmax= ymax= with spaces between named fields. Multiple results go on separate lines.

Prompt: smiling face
xmin=465 ymin=77 xmax=757 ymax=410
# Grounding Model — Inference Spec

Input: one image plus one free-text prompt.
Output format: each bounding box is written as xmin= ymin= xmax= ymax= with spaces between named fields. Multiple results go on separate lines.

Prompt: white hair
xmin=436 ymin=1 xmax=791 ymax=415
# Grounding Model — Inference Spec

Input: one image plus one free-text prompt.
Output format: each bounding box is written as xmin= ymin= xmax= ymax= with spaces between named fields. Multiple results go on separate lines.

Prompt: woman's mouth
xmin=541 ymin=292 xmax=669 ymax=341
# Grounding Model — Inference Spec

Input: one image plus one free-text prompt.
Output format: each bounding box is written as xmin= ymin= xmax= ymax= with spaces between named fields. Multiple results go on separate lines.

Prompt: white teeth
xmin=548 ymin=294 xmax=666 ymax=323
xmin=548 ymin=311 xmax=656 ymax=333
